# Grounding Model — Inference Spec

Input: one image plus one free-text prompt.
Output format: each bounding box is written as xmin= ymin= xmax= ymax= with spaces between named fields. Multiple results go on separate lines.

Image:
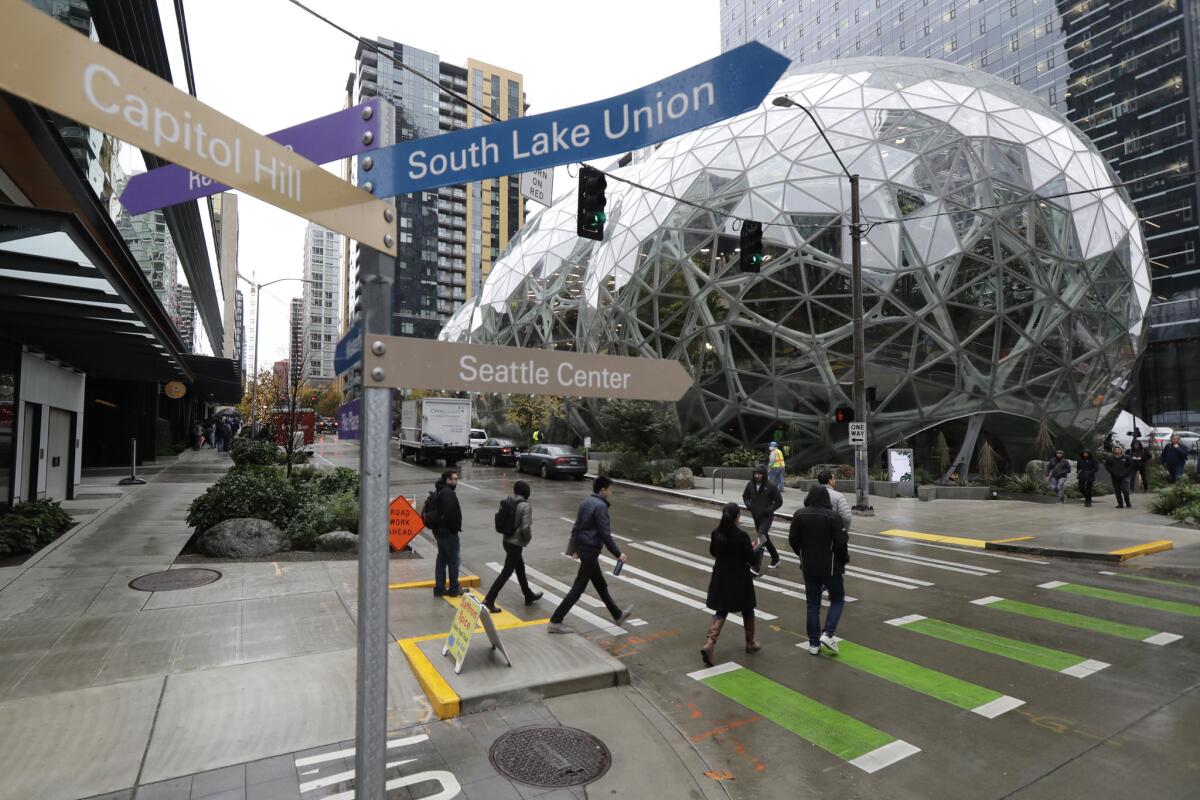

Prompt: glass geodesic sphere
xmin=444 ymin=58 xmax=1149 ymax=458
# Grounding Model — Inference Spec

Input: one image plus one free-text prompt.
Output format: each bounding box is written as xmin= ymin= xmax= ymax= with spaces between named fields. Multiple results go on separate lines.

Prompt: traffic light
xmin=577 ymin=166 xmax=607 ymax=240
xmin=739 ymin=220 xmax=764 ymax=273
xmin=834 ymin=406 xmax=855 ymax=423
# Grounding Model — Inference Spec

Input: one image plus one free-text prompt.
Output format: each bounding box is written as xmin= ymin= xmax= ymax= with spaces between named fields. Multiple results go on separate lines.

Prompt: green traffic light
xmin=593 ymin=212 xmax=607 ymax=224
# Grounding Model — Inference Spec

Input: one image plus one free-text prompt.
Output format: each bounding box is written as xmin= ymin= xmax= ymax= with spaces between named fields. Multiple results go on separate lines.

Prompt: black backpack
xmin=421 ymin=489 xmax=441 ymax=530
xmin=494 ymin=497 xmax=520 ymax=536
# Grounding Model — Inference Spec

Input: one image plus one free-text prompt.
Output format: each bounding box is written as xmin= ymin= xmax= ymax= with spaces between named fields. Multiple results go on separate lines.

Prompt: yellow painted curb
xmin=440 ymin=589 xmax=525 ymax=629
xmin=396 ymin=617 xmax=550 ymax=720
xmin=388 ymin=575 xmax=481 ymax=590
xmin=990 ymin=536 xmax=1035 ymax=544
xmin=1109 ymin=540 xmax=1174 ymax=560
xmin=878 ymin=529 xmax=988 ymax=548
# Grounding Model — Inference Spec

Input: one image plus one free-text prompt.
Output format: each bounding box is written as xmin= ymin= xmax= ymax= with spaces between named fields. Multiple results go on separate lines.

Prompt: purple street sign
xmin=337 ymin=398 xmax=361 ymax=441
xmin=119 ymin=100 xmax=380 ymax=215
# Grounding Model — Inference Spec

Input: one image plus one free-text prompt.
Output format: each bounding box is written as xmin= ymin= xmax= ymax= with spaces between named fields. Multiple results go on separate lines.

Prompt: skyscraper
xmin=302 ymin=223 xmax=342 ymax=386
xmin=288 ymin=297 xmax=304 ymax=389
xmin=114 ymin=173 xmax=179 ymax=322
xmin=234 ymin=289 xmax=245 ymax=375
xmin=722 ymin=0 xmax=1200 ymax=426
xmin=350 ymin=39 xmax=526 ymax=338
xmin=175 ymin=285 xmax=196 ymax=352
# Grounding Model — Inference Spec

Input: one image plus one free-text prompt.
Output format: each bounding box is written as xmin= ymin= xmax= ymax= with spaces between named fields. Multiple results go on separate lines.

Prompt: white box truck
xmin=399 ymin=398 xmax=471 ymax=465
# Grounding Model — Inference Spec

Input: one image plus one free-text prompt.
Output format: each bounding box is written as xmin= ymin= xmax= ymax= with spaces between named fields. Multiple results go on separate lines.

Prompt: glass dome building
xmin=443 ymin=58 xmax=1150 ymax=462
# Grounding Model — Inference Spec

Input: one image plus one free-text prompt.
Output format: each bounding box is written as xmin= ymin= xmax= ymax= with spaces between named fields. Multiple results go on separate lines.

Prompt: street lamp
xmin=772 ymin=95 xmax=873 ymax=515
xmin=237 ymin=273 xmax=316 ymax=433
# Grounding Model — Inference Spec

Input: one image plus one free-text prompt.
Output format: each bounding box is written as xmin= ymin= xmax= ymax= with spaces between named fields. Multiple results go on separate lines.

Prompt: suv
xmin=468 ymin=428 xmax=488 ymax=452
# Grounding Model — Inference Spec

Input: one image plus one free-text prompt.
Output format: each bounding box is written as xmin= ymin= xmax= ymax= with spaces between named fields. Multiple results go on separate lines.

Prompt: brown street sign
xmin=0 ymin=1 xmax=395 ymax=254
xmin=364 ymin=336 xmax=693 ymax=401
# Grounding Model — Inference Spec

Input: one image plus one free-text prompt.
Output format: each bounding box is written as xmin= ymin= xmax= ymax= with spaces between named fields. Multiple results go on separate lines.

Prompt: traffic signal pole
xmin=850 ymin=173 xmax=873 ymax=515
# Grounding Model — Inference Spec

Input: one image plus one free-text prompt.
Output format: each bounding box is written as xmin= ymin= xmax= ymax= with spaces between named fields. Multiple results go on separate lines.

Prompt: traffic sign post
xmin=387 ymin=495 xmax=424 ymax=552
xmin=335 ymin=322 xmax=364 ymax=376
xmin=849 ymin=422 xmax=867 ymax=448
xmin=519 ymin=168 xmax=554 ymax=205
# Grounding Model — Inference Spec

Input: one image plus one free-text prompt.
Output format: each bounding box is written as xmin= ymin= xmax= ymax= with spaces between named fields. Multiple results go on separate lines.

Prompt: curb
xmin=985 ymin=539 xmax=1174 ymax=562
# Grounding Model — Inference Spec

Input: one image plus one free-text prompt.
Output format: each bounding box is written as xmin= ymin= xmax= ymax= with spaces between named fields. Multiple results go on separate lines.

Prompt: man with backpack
xmin=481 ymin=480 xmax=543 ymax=613
xmin=424 ymin=469 xmax=464 ymax=597
xmin=742 ymin=465 xmax=782 ymax=570
xmin=548 ymin=476 xmax=634 ymax=634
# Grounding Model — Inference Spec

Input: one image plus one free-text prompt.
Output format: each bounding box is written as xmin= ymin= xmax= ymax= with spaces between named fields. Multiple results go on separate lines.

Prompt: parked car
xmin=473 ymin=437 xmax=519 ymax=466
xmin=1169 ymin=430 xmax=1200 ymax=450
xmin=518 ymin=444 xmax=588 ymax=480
xmin=468 ymin=428 xmax=488 ymax=452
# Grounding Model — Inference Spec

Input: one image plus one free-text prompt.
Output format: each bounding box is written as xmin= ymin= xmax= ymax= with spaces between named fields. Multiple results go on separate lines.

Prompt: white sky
xmin=181 ymin=0 xmax=720 ymax=372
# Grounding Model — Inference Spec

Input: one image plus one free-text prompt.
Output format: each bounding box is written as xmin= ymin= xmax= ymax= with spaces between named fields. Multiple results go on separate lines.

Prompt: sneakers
xmin=819 ymin=633 xmax=840 ymax=654
xmin=768 ymin=559 xmax=781 ymax=570
xmin=806 ymin=643 xmax=821 ymax=655
xmin=525 ymin=591 xmax=544 ymax=606
xmin=547 ymin=622 xmax=577 ymax=634
xmin=615 ymin=606 xmax=635 ymax=625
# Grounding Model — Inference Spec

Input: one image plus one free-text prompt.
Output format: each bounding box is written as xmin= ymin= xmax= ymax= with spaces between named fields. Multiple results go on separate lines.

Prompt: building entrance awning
xmin=182 ymin=354 xmax=243 ymax=405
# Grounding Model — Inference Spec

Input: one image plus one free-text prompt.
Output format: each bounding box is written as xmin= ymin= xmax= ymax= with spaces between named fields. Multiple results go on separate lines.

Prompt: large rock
xmin=672 ymin=467 xmax=695 ymax=490
xmin=317 ymin=530 xmax=359 ymax=553
xmin=1026 ymin=459 xmax=1079 ymax=487
xmin=197 ymin=518 xmax=291 ymax=558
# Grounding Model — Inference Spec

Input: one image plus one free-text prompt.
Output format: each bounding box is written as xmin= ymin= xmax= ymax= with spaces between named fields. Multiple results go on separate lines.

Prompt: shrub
xmin=316 ymin=467 xmax=360 ymax=497
xmin=186 ymin=466 xmax=302 ymax=533
xmin=1171 ymin=501 xmax=1200 ymax=523
xmin=602 ymin=450 xmax=654 ymax=484
xmin=722 ymin=447 xmax=762 ymax=468
xmin=286 ymin=490 xmax=360 ymax=549
xmin=995 ymin=473 xmax=1049 ymax=494
xmin=0 ymin=499 xmax=74 ymax=556
xmin=676 ymin=433 xmax=728 ymax=474
xmin=1150 ymin=482 xmax=1200 ymax=516
xmin=230 ymin=438 xmax=278 ymax=466
xmin=597 ymin=400 xmax=679 ymax=452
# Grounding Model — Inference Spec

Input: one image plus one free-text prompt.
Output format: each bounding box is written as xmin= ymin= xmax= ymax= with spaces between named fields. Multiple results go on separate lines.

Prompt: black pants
xmin=550 ymin=552 xmax=621 ymax=623
xmin=1079 ymin=479 xmax=1094 ymax=504
xmin=1134 ymin=465 xmax=1148 ymax=491
xmin=483 ymin=542 xmax=534 ymax=606
xmin=753 ymin=515 xmax=779 ymax=564
xmin=1112 ymin=477 xmax=1131 ymax=508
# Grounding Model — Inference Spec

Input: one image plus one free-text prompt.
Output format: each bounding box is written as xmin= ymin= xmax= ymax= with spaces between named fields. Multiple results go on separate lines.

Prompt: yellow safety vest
xmin=769 ymin=448 xmax=784 ymax=468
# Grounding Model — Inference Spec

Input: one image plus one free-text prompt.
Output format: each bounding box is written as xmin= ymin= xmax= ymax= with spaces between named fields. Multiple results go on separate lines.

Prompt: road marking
xmin=809 ymin=639 xmax=1024 ymax=718
xmin=690 ymin=662 xmax=920 ymax=773
xmin=456 ymin=480 xmax=481 ymax=491
xmin=294 ymin=734 xmax=431 ymax=768
xmin=300 ymin=758 xmax=417 ymax=792
xmin=885 ymin=615 xmax=1108 ymax=677
xmin=628 ymin=618 xmax=649 ymax=627
xmin=846 ymin=543 xmax=997 ymax=576
xmin=558 ymin=515 xmax=632 ymax=541
xmin=1108 ymin=539 xmax=1174 ymax=559
xmin=594 ymin=554 xmax=744 ymax=622
xmin=1098 ymin=570 xmax=1199 ymax=591
xmin=849 ymin=531 xmax=1050 ymax=564
xmin=596 ymin=554 xmax=776 ymax=621
xmin=323 ymin=772 xmax=461 ymax=800
xmin=498 ymin=562 xmax=626 ymax=636
xmin=878 ymin=529 xmax=989 ymax=548
xmin=388 ymin=576 xmax=481 ymax=591
xmin=1040 ymin=581 xmax=1200 ymax=617
xmin=972 ymin=595 xmax=1183 ymax=645
xmin=770 ymin=549 xmax=931 ymax=590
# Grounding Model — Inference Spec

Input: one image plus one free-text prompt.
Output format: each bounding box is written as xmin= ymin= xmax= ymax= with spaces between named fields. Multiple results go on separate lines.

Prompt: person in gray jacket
xmin=481 ymin=480 xmax=543 ymax=614
xmin=1045 ymin=450 xmax=1071 ymax=503
xmin=548 ymin=476 xmax=634 ymax=634
xmin=817 ymin=469 xmax=852 ymax=532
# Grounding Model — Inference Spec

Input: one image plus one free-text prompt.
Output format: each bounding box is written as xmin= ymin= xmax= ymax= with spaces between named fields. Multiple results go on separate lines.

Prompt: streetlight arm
xmin=772 ymin=95 xmax=853 ymax=180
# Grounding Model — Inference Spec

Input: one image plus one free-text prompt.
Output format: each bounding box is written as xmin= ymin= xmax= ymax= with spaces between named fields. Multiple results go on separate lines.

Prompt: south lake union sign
xmin=364 ymin=336 xmax=692 ymax=402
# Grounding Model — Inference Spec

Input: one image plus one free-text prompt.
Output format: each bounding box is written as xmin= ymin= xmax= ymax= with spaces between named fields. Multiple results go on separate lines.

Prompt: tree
xmin=277 ymin=347 xmax=316 ymax=477
xmin=597 ymin=400 xmax=679 ymax=453
xmin=314 ymin=382 xmax=342 ymax=418
xmin=504 ymin=395 xmax=564 ymax=444
xmin=240 ymin=368 xmax=283 ymax=427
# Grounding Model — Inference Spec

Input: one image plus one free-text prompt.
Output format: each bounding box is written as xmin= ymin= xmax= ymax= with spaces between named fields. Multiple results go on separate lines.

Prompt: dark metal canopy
xmin=182 ymin=354 xmax=243 ymax=404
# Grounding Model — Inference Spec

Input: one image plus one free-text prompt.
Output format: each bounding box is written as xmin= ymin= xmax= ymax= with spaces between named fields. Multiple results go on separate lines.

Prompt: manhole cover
xmin=129 ymin=568 xmax=222 ymax=592
xmin=489 ymin=725 xmax=611 ymax=788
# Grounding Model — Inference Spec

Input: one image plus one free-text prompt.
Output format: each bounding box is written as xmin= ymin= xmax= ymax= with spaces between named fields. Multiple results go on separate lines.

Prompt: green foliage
xmin=676 ymin=433 xmax=728 ymax=474
xmin=1034 ymin=418 xmax=1056 ymax=460
xmin=601 ymin=451 xmax=655 ymax=484
xmin=1150 ymin=482 xmax=1200 ymax=517
xmin=721 ymin=447 xmax=762 ymax=468
xmin=994 ymin=473 xmax=1051 ymax=495
xmin=186 ymin=466 xmax=302 ymax=533
xmin=230 ymin=438 xmax=278 ymax=466
xmin=315 ymin=467 xmax=360 ymax=497
xmin=286 ymin=491 xmax=359 ymax=549
xmin=0 ymin=499 xmax=74 ymax=557
xmin=597 ymin=400 xmax=678 ymax=452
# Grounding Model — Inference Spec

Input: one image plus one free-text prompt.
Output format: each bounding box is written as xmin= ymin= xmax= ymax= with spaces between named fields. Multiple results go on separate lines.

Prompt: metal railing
xmin=711 ymin=467 xmax=728 ymax=495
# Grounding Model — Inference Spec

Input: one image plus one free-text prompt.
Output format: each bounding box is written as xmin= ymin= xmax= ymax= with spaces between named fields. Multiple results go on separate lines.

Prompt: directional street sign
xmin=334 ymin=322 xmax=363 ymax=376
xmin=337 ymin=398 xmax=361 ymax=441
xmin=849 ymin=422 xmax=868 ymax=448
xmin=0 ymin=1 xmax=395 ymax=254
xmin=360 ymin=42 xmax=790 ymax=197
xmin=363 ymin=336 xmax=693 ymax=401
xmin=119 ymin=100 xmax=381 ymax=215
xmin=388 ymin=494 xmax=424 ymax=552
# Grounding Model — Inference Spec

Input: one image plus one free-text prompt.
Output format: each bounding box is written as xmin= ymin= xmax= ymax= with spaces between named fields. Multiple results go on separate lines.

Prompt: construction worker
xmin=767 ymin=441 xmax=786 ymax=493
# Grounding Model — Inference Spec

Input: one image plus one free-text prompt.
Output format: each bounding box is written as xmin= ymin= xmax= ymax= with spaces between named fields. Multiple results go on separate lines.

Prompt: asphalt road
xmin=321 ymin=440 xmax=1200 ymax=800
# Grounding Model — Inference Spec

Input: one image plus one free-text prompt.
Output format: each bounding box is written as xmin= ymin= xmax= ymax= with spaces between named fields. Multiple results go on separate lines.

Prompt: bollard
xmin=118 ymin=436 xmax=147 ymax=485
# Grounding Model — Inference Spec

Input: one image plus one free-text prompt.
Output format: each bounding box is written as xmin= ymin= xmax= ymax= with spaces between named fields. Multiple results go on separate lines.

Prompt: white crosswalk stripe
xmin=490 ymin=562 xmax=627 ymax=636
xmin=594 ymin=554 xmax=778 ymax=622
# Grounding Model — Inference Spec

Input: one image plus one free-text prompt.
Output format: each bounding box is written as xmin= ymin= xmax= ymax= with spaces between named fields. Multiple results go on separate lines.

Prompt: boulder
xmin=1026 ymin=459 xmax=1079 ymax=487
xmin=196 ymin=518 xmax=291 ymax=558
xmin=672 ymin=467 xmax=695 ymax=490
xmin=317 ymin=530 xmax=359 ymax=553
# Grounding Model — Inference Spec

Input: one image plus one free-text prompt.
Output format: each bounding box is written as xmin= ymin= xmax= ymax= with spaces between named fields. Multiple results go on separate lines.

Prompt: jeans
xmin=1049 ymin=476 xmax=1067 ymax=499
xmin=1112 ymin=477 xmax=1131 ymax=508
xmin=483 ymin=542 xmax=534 ymax=606
xmin=1168 ymin=464 xmax=1185 ymax=483
xmin=1079 ymin=479 xmax=1094 ymax=504
xmin=768 ymin=467 xmax=785 ymax=492
xmin=804 ymin=574 xmax=845 ymax=646
xmin=434 ymin=533 xmax=461 ymax=592
xmin=753 ymin=515 xmax=779 ymax=564
xmin=550 ymin=552 xmax=621 ymax=623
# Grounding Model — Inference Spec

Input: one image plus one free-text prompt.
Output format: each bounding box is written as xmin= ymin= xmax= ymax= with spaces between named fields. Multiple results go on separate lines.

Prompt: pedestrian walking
xmin=817 ymin=469 xmax=852 ymax=531
xmin=204 ymin=419 xmax=215 ymax=449
xmin=1077 ymin=449 xmax=1098 ymax=507
xmin=1045 ymin=450 xmax=1071 ymax=503
xmin=193 ymin=422 xmax=203 ymax=450
xmin=481 ymin=480 xmax=543 ymax=613
xmin=548 ymin=476 xmax=633 ymax=634
xmin=767 ymin=441 xmax=786 ymax=493
xmin=216 ymin=418 xmax=231 ymax=452
xmin=1128 ymin=439 xmax=1149 ymax=492
xmin=1162 ymin=435 xmax=1190 ymax=484
xmin=789 ymin=485 xmax=850 ymax=656
xmin=428 ymin=469 xmax=463 ymax=597
xmin=700 ymin=503 xmax=760 ymax=667
xmin=742 ymin=465 xmax=782 ymax=570
xmin=1106 ymin=446 xmax=1134 ymax=509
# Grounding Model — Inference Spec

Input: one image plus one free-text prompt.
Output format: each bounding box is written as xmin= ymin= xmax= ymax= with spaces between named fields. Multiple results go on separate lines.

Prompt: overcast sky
xmin=180 ymin=0 xmax=720 ymax=373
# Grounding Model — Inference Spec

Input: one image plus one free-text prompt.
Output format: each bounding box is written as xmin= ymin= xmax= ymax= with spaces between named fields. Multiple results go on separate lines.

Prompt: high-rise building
xmin=302 ymin=223 xmax=342 ymax=386
xmin=176 ymin=286 xmax=196 ymax=352
xmin=721 ymin=0 xmax=1200 ymax=427
xmin=114 ymin=173 xmax=179 ymax=322
xmin=234 ymin=289 xmax=245 ymax=375
xmin=350 ymin=39 xmax=526 ymax=338
xmin=288 ymin=297 xmax=304 ymax=389
xmin=213 ymin=193 xmax=240 ymax=361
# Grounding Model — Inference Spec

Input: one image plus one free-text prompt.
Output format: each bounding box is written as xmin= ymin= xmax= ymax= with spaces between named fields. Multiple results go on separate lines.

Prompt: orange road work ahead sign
xmin=389 ymin=495 xmax=424 ymax=552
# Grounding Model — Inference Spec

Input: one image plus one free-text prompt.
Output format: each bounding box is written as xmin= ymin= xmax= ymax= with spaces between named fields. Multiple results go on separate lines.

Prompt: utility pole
xmin=237 ymin=274 xmax=315 ymax=434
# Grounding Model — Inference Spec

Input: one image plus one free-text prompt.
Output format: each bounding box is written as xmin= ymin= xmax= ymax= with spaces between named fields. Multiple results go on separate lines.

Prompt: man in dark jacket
xmin=1076 ymin=449 xmax=1098 ymax=507
xmin=742 ymin=465 xmax=783 ymax=569
xmin=1045 ymin=450 xmax=1071 ymax=504
xmin=1162 ymin=435 xmax=1190 ymax=484
xmin=432 ymin=469 xmax=464 ymax=597
xmin=1106 ymin=446 xmax=1134 ymax=509
xmin=548 ymin=476 xmax=633 ymax=634
xmin=789 ymin=486 xmax=850 ymax=656
xmin=1128 ymin=440 xmax=1149 ymax=492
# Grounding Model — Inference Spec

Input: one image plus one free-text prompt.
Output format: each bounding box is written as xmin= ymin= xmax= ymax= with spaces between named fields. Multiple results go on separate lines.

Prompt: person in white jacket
xmin=817 ymin=469 xmax=852 ymax=533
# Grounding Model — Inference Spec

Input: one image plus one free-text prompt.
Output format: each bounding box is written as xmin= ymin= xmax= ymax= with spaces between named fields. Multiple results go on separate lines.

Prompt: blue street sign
xmin=337 ymin=399 xmax=361 ymax=441
xmin=334 ymin=322 xmax=362 ymax=376
xmin=362 ymin=43 xmax=789 ymax=197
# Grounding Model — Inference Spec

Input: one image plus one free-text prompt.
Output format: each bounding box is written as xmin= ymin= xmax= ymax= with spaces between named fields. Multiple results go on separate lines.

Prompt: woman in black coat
xmin=701 ymin=503 xmax=760 ymax=667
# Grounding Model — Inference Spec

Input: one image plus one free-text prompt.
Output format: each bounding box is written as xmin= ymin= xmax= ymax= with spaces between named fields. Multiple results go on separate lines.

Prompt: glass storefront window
xmin=0 ymin=343 xmax=17 ymax=505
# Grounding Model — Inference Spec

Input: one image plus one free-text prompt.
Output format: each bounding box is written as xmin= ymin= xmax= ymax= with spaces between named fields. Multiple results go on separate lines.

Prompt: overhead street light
xmin=773 ymin=94 xmax=873 ymax=515
xmin=237 ymin=275 xmax=316 ymax=433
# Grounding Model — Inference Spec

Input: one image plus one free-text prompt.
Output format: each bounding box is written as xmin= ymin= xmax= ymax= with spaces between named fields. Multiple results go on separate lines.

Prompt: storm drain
xmin=129 ymin=568 xmax=222 ymax=592
xmin=488 ymin=725 xmax=612 ymax=788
